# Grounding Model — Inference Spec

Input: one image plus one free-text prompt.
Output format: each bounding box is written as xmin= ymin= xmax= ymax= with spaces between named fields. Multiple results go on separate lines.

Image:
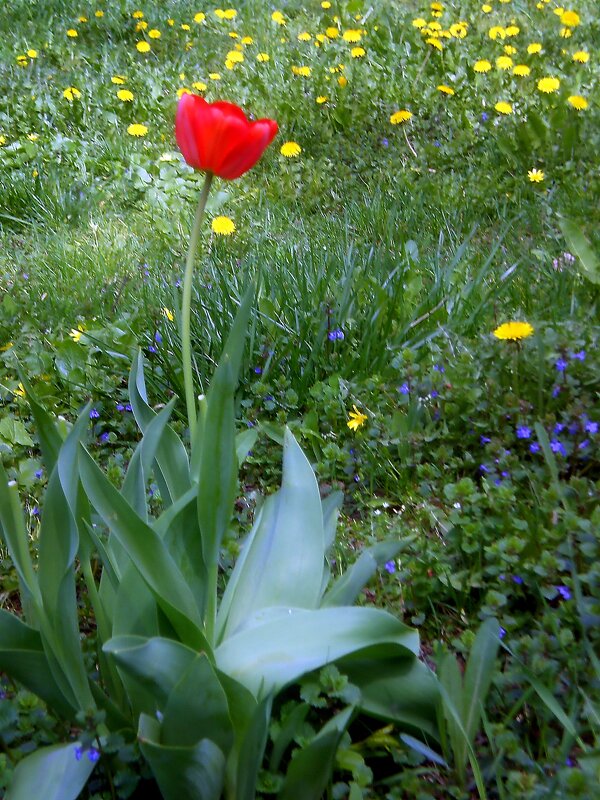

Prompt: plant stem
xmin=181 ymin=172 xmax=214 ymax=440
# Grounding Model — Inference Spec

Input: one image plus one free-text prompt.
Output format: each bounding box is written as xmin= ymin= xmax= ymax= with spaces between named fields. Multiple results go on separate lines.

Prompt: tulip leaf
xmin=15 ymin=363 xmax=63 ymax=471
xmin=235 ymin=427 xmax=258 ymax=464
xmin=559 ymin=218 xmax=600 ymax=285
xmin=462 ymin=618 xmax=500 ymax=746
xmin=217 ymin=429 xmax=324 ymax=642
xmin=279 ymin=706 xmax=354 ymax=800
xmin=138 ymin=714 xmax=225 ymax=800
xmin=215 ymin=606 xmax=419 ymax=698
xmin=5 ymin=742 xmax=97 ymax=800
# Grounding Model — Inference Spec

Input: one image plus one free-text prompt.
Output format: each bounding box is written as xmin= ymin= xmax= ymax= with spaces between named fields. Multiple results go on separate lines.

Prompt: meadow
xmin=0 ymin=0 xmax=599 ymax=798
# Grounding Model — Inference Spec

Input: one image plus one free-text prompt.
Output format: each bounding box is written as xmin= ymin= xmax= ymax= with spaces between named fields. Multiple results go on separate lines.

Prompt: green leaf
xmin=400 ymin=734 xmax=448 ymax=767
xmin=269 ymin=704 xmax=311 ymax=772
xmin=0 ymin=610 xmax=75 ymax=718
xmin=559 ymin=218 xmax=600 ymax=285
xmin=235 ymin=427 xmax=258 ymax=464
xmin=231 ymin=694 xmax=273 ymax=800
xmin=217 ymin=429 xmax=325 ymax=642
xmin=323 ymin=540 xmax=405 ymax=607
xmin=5 ymin=742 xmax=97 ymax=800
xmin=78 ymin=446 xmax=204 ymax=647
xmin=322 ymin=490 xmax=343 ymax=551
xmin=437 ymin=652 xmax=466 ymax=777
xmin=138 ymin=714 xmax=225 ymax=800
xmin=279 ymin=706 xmax=354 ymax=800
xmin=463 ymin=618 xmax=500 ymax=747
xmin=215 ymin=607 xmax=418 ymax=698
xmin=15 ymin=364 xmax=63 ymax=469
xmin=0 ymin=417 xmax=34 ymax=447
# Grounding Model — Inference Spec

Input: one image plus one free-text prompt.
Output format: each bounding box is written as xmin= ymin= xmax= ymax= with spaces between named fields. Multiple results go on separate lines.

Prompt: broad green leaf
xmin=279 ymin=706 xmax=354 ymax=800
xmin=5 ymin=742 xmax=97 ymax=800
xmin=269 ymin=704 xmax=311 ymax=772
xmin=0 ymin=416 xmax=33 ymax=447
xmin=463 ymin=618 xmax=500 ymax=747
xmin=128 ymin=351 xmax=191 ymax=505
xmin=231 ymin=695 xmax=273 ymax=800
xmin=56 ymin=403 xmax=93 ymax=561
xmin=522 ymin=669 xmax=578 ymax=738
xmin=15 ymin=364 xmax=63 ymax=469
xmin=322 ymin=490 xmax=343 ymax=551
xmin=323 ymin=540 xmax=405 ymax=607
xmin=215 ymin=606 xmax=418 ymax=698
xmin=235 ymin=427 xmax=258 ymax=464
xmin=217 ymin=430 xmax=325 ymax=642
xmin=0 ymin=610 xmax=74 ymax=718
xmin=138 ymin=714 xmax=225 ymax=800
xmin=559 ymin=218 xmax=600 ymax=285
xmin=78 ymin=446 xmax=204 ymax=647
xmin=437 ymin=652 xmax=465 ymax=776
xmin=162 ymin=653 xmax=233 ymax=754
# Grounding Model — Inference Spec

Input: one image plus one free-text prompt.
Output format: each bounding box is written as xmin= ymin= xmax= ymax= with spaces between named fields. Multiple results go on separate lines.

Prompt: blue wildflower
xmin=578 ymin=439 xmax=590 ymax=451
xmin=571 ymin=350 xmax=585 ymax=361
xmin=550 ymin=439 xmax=567 ymax=456
xmin=499 ymin=626 xmax=506 ymax=639
xmin=555 ymin=357 xmax=568 ymax=371
xmin=254 ymin=367 xmax=262 ymax=374
xmin=398 ymin=382 xmax=410 ymax=395
xmin=35 ymin=469 xmax=43 ymax=479
xmin=512 ymin=575 xmax=523 ymax=584
xmin=554 ymin=423 xmax=564 ymax=434
xmin=481 ymin=111 xmax=489 ymax=122
xmin=147 ymin=345 xmax=157 ymax=354
xmin=384 ymin=560 xmax=396 ymax=574
xmin=552 ymin=385 xmax=561 ymax=398
xmin=585 ymin=420 xmax=598 ymax=434
xmin=88 ymin=748 xmax=101 ymax=763
xmin=434 ymin=364 xmax=445 ymax=373
xmin=516 ymin=425 xmax=531 ymax=439
xmin=480 ymin=435 xmax=491 ymax=444
xmin=557 ymin=585 xmax=571 ymax=601
xmin=89 ymin=408 xmax=100 ymax=419
xmin=74 ymin=746 xmax=83 ymax=761
xmin=529 ymin=442 xmax=540 ymax=453
xmin=154 ymin=331 xmax=162 ymax=344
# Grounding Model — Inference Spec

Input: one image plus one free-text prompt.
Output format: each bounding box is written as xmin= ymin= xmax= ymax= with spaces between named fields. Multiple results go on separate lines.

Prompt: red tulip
xmin=175 ymin=94 xmax=278 ymax=180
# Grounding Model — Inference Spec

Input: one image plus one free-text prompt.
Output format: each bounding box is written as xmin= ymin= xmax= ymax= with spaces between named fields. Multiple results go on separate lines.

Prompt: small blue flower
xmin=254 ymin=366 xmax=262 ymax=374
xmin=35 ymin=469 xmax=43 ymax=479
xmin=433 ymin=364 xmax=445 ymax=373
xmin=384 ymin=560 xmax=396 ymax=574
xmin=328 ymin=328 xmax=345 ymax=341
xmin=550 ymin=439 xmax=566 ymax=456
xmin=552 ymin=385 xmax=561 ymax=398
xmin=571 ymin=350 xmax=585 ymax=361
xmin=529 ymin=442 xmax=540 ymax=453
xmin=481 ymin=111 xmax=489 ymax=122
xmin=154 ymin=331 xmax=162 ymax=344
xmin=89 ymin=408 xmax=100 ymax=420
xmin=480 ymin=435 xmax=491 ymax=445
xmin=555 ymin=357 xmax=568 ymax=371
xmin=512 ymin=575 xmax=523 ymax=585
xmin=147 ymin=345 xmax=158 ymax=354
xmin=381 ymin=137 xmax=389 ymax=147
xmin=499 ymin=626 xmax=506 ymax=639
xmin=578 ymin=439 xmax=590 ymax=451
xmin=585 ymin=420 xmax=598 ymax=434
xmin=88 ymin=748 xmax=101 ymax=763
xmin=557 ymin=585 xmax=571 ymax=601
xmin=99 ymin=432 xmax=110 ymax=444
xmin=431 ymin=390 xmax=439 ymax=398
xmin=74 ymin=746 xmax=83 ymax=761
xmin=398 ymin=382 xmax=410 ymax=395
xmin=434 ymin=140 xmax=441 ymax=147
xmin=116 ymin=403 xmax=125 ymax=411
xmin=479 ymin=464 xmax=489 ymax=473
xmin=32 ymin=506 xmax=39 ymax=516
xmin=568 ymin=422 xmax=579 ymax=435
xmin=125 ymin=403 xmax=132 ymax=412
xmin=516 ymin=425 xmax=531 ymax=439
xmin=554 ymin=423 xmax=564 ymax=434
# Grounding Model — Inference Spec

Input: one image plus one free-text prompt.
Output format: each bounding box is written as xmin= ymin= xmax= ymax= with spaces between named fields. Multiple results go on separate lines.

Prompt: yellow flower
xmin=0 ymin=341 xmax=14 ymax=351
xmin=0 ymin=136 xmax=6 ymax=146
xmin=493 ymin=321 xmax=534 ymax=341
xmin=66 ymin=29 xmax=78 ymax=37
xmin=528 ymin=168 xmax=544 ymax=182
xmin=513 ymin=64 xmax=531 ymax=76
xmin=537 ymin=77 xmax=560 ymax=93
xmin=194 ymin=12 xmax=206 ymax=23
xmin=338 ymin=75 xmax=348 ymax=87
xmin=390 ymin=109 xmax=412 ymax=124
xmin=450 ymin=23 xmax=468 ymax=38
xmin=192 ymin=81 xmax=207 ymax=91
xmin=136 ymin=41 xmax=151 ymax=52
xmin=560 ymin=10 xmax=580 ymax=27
xmin=326 ymin=27 xmax=339 ymax=38
xmin=504 ymin=45 xmax=517 ymax=55
xmin=504 ymin=25 xmax=520 ymax=36
xmin=271 ymin=11 xmax=286 ymax=25
xmin=16 ymin=54 xmax=29 ymax=66
xmin=257 ymin=53 xmax=270 ymax=62
xmin=27 ymin=133 xmax=38 ymax=141
xmin=148 ymin=29 xmax=161 ymax=39
xmin=127 ymin=123 xmax=148 ymax=136
xmin=426 ymin=37 xmax=443 ymax=50
xmin=27 ymin=49 xmax=38 ymax=58
xmin=474 ymin=59 xmax=492 ymax=73
xmin=212 ymin=216 xmax=236 ymax=235
xmin=280 ymin=141 xmax=301 ymax=157
xmin=132 ymin=10 xmax=144 ymax=19
xmin=316 ymin=95 xmax=328 ymax=104
xmin=527 ymin=43 xmax=542 ymax=54
xmin=181 ymin=23 xmax=191 ymax=30
xmin=568 ymin=95 xmax=588 ymax=110
xmin=347 ymin=405 xmax=368 ymax=431
xmin=559 ymin=27 xmax=572 ymax=38
xmin=412 ymin=18 xmax=427 ymax=28
xmin=69 ymin=324 xmax=86 ymax=342
xmin=488 ymin=26 xmax=506 ymax=40
xmin=321 ymin=0 xmax=331 ymax=7
xmin=162 ymin=307 xmax=174 ymax=322
xmin=572 ymin=51 xmax=589 ymax=63
xmin=136 ymin=20 xmax=147 ymax=31
xmin=351 ymin=46 xmax=365 ymax=58
xmin=117 ymin=89 xmax=134 ymax=101
xmin=95 ymin=10 xmax=104 ymax=18
xmin=63 ymin=87 xmax=81 ymax=101
xmin=177 ymin=87 xmax=192 ymax=97
xmin=292 ymin=65 xmax=312 ymax=77
xmin=496 ymin=56 xmax=513 ymax=70
xmin=241 ymin=36 xmax=253 ymax=44
xmin=437 ymin=84 xmax=455 ymax=95
xmin=209 ymin=72 xmax=221 ymax=80
xmin=298 ymin=32 xmax=312 ymax=42
xmin=343 ymin=29 xmax=362 ymax=42
xmin=494 ymin=101 xmax=513 ymax=114
xmin=481 ymin=4 xmax=492 ymax=12
xmin=14 ymin=383 xmax=26 ymax=398
xmin=112 ymin=75 xmax=126 ymax=84
xmin=223 ymin=9 xmax=237 ymax=19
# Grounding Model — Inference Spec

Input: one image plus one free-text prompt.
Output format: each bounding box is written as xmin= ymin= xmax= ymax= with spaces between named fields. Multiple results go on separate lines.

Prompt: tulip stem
xmin=181 ymin=172 xmax=214 ymax=440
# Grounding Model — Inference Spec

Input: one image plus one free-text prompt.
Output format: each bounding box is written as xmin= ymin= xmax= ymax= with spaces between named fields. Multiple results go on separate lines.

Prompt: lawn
xmin=0 ymin=1 xmax=599 ymax=798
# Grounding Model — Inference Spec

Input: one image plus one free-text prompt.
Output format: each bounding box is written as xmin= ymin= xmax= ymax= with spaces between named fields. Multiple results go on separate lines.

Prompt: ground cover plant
xmin=0 ymin=0 xmax=599 ymax=797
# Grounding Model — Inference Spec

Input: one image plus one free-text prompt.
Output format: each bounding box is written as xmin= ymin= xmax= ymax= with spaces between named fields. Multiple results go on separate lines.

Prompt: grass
xmin=0 ymin=0 xmax=599 ymax=797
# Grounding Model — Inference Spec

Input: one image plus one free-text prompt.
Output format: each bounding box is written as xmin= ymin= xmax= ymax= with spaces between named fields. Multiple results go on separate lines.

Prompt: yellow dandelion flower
xmin=489 ymin=26 xmax=506 ymax=40
xmin=66 ymin=29 xmax=78 ymax=37
xmin=537 ymin=76 xmax=560 ymax=93
xmin=572 ymin=51 xmax=589 ymax=63
xmin=504 ymin=45 xmax=517 ymax=55
xmin=560 ymin=10 xmax=580 ymax=27
xmin=241 ymin=36 xmax=253 ymax=44
xmin=0 ymin=136 xmax=6 ymax=146
xmin=209 ymin=72 xmax=221 ymax=80
xmin=223 ymin=9 xmax=237 ymax=19
xmin=117 ymin=89 xmax=134 ymax=101
xmin=0 ymin=341 xmax=13 ymax=350
xmin=496 ymin=56 xmax=513 ymax=70
xmin=528 ymin=168 xmax=544 ymax=182
xmin=505 ymin=25 xmax=520 ymax=36
xmin=292 ymin=65 xmax=312 ymax=77
xmin=127 ymin=123 xmax=148 ymax=136
xmin=162 ymin=308 xmax=174 ymax=323
xmin=192 ymin=81 xmax=207 ymax=91
xmin=390 ymin=109 xmax=412 ymax=124
xmin=560 ymin=27 xmax=572 ymax=38
xmin=298 ymin=32 xmax=311 ymax=41
xmin=257 ymin=53 xmax=270 ymax=62
xmin=321 ymin=0 xmax=331 ymax=7
xmin=347 ymin=405 xmax=368 ymax=431
xmin=132 ymin=10 xmax=144 ymax=19
xmin=568 ymin=95 xmax=588 ymax=110
xmin=513 ymin=64 xmax=531 ymax=76
xmin=437 ymin=84 xmax=455 ymax=95
xmin=527 ymin=43 xmax=542 ymax=54
xmin=428 ymin=21 xmax=442 ymax=32
xmin=338 ymin=75 xmax=348 ymax=87
xmin=63 ymin=87 xmax=81 ymax=101
xmin=412 ymin=18 xmax=427 ymax=28
xmin=16 ymin=54 xmax=28 ymax=66
xmin=493 ymin=321 xmax=534 ymax=341
xmin=136 ymin=20 xmax=147 ymax=31
xmin=271 ymin=11 xmax=286 ymax=25
xmin=482 ymin=4 xmax=492 ymax=12
xmin=280 ymin=141 xmax=301 ymax=157
xmin=112 ymin=75 xmax=126 ymax=84
xmin=326 ymin=27 xmax=339 ymax=38
xmin=27 ymin=133 xmax=38 ymax=141
xmin=14 ymin=383 xmax=26 ymax=398
xmin=136 ymin=41 xmax=151 ymax=52
xmin=69 ymin=324 xmax=86 ymax=342
xmin=494 ymin=101 xmax=513 ymax=114
xmin=181 ymin=23 xmax=191 ymax=30
xmin=449 ymin=23 xmax=468 ymax=38
xmin=474 ymin=59 xmax=492 ymax=73
xmin=351 ymin=46 xmax=365 ymax=58
xmin=426 ymin=37 xmax=443 ymax=50
xmin=148 ymin=29 xmax=161 ymax=39
xmin=95 ymin=10 xmax=104 ymax=18
xmin=342 ymin=29 xmax=362 ymax=43
xmin=194 ymin=12 xmax=206 ymax=23
xmin=226 ymin=50 xmax=244 ymax=63
xmin=27 ymin=49 xmax=38 ymax=58
xmin=212 ymin=216 xmax=235 ymax=235
xmin=177 ymin=87 xmax=193 ymax=97
xmin=316 ymin=95 xmax=328 ymax=104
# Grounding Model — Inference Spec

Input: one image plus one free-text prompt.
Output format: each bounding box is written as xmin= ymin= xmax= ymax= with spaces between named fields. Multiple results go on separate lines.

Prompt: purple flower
xmin=555 ymin=357 xmax=568 ymax=371
xmin=552 ymin=385 xmax=561 ymax=398
xmin=512 ymin=575 xmax=524 ymax=585
xmin=529 ymin=442 xmax=541 ymax=453
xmin=116 ymin=403 xmax=125 ymax=411
xmin=434 ymin=364 xmax=445 ymax=373
xmin=88 ymin=748 xmax=101 ymax=763
xmin=253 ymin=366 xmax=262 ymax=374
xmin=89 ymin=408 xmax=100 ymax=420
xmin=516 ymin=425 xmax=531 ymax=439
xmin=578 ymin=439 xmax=590 ymax=451
xmin=32 ymin=506 xmax=39 ymax=516
xmin=381 ymin=137 xmax=389 ymax=147
xmin=147 ymin=345 xmax=158 ymax=354
xmin=556 ymin=585 xmax=571 ymax=601
xmin=480 ymin=464 xmax=489 ymax=473
xmin=554 ymin=423 xmax=564 ymax=434
xmin=99 ymin=432 xmax=110 ymax=444
xmin=125 ymin=403 xmax=132 ymax=412
xmin=501 ymin=470 xmax=510 ymax=478
xmin=398 ymin=382 xmax=410 ymax=395
xmin=481 ymin=111 xmax=489 ymax=122
xmin=74 ymin=746 xmax=83 ymax=761
xmin=384 ymin=560 xmax=396 ymax=574
xmin=550 ymin=439 xmax=567 ymax=456
xmin=480 ymin=435 xmax=491 ymax=445
xmin=585 ymin=420 xmax=598 ymax=434
xmin=431 ymin=390 xmax=439 ymax=398
xmin=499 ymin=626 xmax=506 ymax=639
xmin=154 ymin=331 xmax=162 ymax=344
xmin=571 ymin=350 xmax=585 ymax=361
xmin=328 ymin=328 xmax=344 ymax=341
xmin=568 ymin=422 xmax=579 ymax=435
xmin=434 ymin=140 xmax=441 ymax=147
xmin=35 ymin=469 xmax=43 ymax=479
